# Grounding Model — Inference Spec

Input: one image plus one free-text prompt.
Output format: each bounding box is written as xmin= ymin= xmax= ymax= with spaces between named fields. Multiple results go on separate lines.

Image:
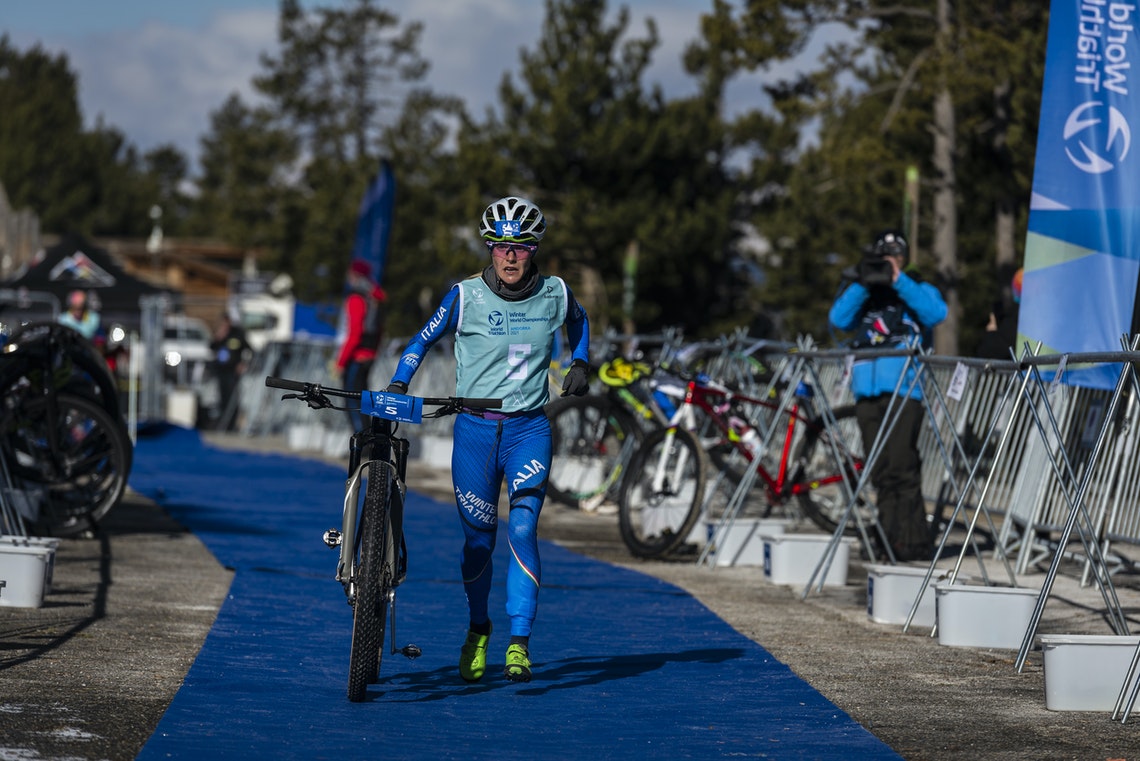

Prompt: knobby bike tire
xmin=788 ymin=405 xmax=871 ymax=534
xmin=618 ymin=426 xmax=707 ymax=559
xmin=545 ymin=395 xmax=644 ymax=507
xmin=347 ymin=459 xmax=394 ymax=702
xmin=2 ymin=392 xmax=132 ymax=537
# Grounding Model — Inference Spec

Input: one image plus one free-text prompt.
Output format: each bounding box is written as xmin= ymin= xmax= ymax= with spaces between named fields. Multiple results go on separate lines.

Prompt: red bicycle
xmin=617 ymin=370 xmax=866 ymax=558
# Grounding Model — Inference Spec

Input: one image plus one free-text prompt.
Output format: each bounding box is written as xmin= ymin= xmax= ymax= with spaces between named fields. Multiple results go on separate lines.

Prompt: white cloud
xmin=7 ymin=1 xmax=841 ymax=175
xmin=385 ymin=0 xmax=540 ymax=114
xmin=68 ymin=10 xmax=278 ymax=161
xmin=401 ymin=1 xmax=712 ymax=113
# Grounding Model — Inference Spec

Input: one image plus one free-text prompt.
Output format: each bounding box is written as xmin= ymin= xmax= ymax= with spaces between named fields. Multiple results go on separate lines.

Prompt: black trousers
xmin=217 ymin=369 xmax=240 ymax=431
xmin=854 ymin=395 xmax=931 ymax=560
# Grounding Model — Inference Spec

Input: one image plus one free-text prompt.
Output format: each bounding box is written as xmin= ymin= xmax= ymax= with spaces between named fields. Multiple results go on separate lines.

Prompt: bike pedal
xmin=322 ymin=528 xmax=342 ymax=548
xmin=400 ymin=644 xmax=422 ymax=659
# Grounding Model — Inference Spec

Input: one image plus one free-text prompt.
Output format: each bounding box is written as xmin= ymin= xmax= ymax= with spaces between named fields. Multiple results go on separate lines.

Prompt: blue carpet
xmin=128 ymin=425 xmax=901 ymax=760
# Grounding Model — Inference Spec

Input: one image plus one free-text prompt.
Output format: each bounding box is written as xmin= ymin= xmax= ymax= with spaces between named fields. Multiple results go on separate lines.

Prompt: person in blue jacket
xmin=385 ymin=196 xmax=590 ymax=684
xmin=829 ymin=230 xmax=947 ymax=562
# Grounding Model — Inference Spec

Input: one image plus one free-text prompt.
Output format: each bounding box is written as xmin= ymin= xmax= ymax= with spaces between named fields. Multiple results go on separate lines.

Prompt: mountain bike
xmin=266 ymin=376 xmax=501 ymax=702
xmin=617 ymin=370 xmax=864 ymax=559
xmin=544 ymin=331 xmax=780 ymax=514
xmin=0 ymin=323 xmax=133 ymax=537
xmin=544 ymin=356 xmax=684 ymax=511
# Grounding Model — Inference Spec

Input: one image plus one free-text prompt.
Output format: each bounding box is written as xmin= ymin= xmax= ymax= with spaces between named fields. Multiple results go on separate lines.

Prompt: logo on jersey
xmin=511 ymin=458 xmax=546 ymax=490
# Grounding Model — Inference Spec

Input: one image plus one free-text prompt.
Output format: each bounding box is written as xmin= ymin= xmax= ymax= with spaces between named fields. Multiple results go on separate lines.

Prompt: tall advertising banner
xmin=349 ymin=159 xmax=396 ymax=287
xmin=1020 ymin=0 xmax=1140 ymax=389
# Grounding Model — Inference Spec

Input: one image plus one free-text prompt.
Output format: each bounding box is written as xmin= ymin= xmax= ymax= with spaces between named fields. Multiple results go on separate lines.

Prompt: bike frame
xmin=587 ymin=374 xmax=687 ymax=499
xmin=662 ymin=376 xmax=850 ymax=506
xmin=548 ymin=367 xmax=683 ymax=506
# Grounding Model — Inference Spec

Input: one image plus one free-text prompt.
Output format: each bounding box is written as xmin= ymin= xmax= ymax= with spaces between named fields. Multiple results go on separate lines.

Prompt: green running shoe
xmin=504 ymin=643 xmax=532 ymax=683
xmin=459 ymin=624 xmax=491 ymax=683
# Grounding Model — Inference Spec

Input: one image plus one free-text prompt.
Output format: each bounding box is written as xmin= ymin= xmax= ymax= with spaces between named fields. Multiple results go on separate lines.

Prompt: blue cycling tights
xmin=451 ymin=410 xmax=550 ymax=638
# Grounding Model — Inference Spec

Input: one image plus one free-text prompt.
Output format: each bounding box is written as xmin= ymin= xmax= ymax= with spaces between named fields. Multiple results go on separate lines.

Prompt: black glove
xmin=385 ymin=381 xmax=408 ymax=394
xmin=561 ymin=360 xmax=590 ymax=397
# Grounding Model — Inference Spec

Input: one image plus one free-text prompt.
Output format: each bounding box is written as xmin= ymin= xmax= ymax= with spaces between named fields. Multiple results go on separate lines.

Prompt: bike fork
xmin=652 ymin=427 xmax=689 ymax=493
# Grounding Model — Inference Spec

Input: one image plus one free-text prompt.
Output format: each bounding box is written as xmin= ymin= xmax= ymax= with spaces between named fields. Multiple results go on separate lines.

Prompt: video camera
xmin=857 ymin=251 xmax=894 ymax=287
xmin=856 ymin=230 xmax=907 ymax=287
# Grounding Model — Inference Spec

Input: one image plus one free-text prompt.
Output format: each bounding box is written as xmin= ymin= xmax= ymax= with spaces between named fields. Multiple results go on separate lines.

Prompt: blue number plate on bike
xmin=362 ymin=391 xmax=423 ymax=424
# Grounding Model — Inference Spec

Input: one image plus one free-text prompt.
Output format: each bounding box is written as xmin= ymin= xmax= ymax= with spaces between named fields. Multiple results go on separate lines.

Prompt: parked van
xmin=161 ymin=313 xmax=219 ymax=418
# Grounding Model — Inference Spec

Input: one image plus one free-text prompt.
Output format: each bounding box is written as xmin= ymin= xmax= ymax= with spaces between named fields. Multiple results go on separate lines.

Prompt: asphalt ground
xmin=2 ymin=429 xmax=1140 ymax=760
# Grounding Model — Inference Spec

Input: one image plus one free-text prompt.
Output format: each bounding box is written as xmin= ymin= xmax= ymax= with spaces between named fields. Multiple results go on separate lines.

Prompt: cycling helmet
xmin=479 ymin=196 xmax=546 ymax=242
xmin=871 ymin=229 xmax=909 ymax=262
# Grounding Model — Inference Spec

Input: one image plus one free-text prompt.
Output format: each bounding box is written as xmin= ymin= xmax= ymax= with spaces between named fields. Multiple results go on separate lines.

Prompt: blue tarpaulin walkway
xmin=127 ymin=426 xmax=900 ymax=760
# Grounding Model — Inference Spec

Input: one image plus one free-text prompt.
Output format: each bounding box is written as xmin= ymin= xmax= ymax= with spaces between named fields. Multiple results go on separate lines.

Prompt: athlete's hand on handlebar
xmin=386 ymin=381 xmax=408 ymax=394
xmin=561 ymin=360 xmax=590 ymax=397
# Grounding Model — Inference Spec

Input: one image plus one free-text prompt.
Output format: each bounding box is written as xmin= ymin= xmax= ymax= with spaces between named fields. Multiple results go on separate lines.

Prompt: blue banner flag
xmin=1020 ymin=0 xmax=1140 ymax=389
xmin=349 ymin=159 xmax=396 ymax=286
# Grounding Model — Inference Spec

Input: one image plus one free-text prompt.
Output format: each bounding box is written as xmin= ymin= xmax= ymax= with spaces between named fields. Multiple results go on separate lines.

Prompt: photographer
xmin=829 ymin=230 xmax=947 ymax=562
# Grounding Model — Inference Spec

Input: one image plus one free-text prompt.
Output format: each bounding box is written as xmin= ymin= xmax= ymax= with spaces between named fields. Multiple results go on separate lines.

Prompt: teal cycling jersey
xmin=455 ymin=275 xmax=566 ymax=411
xmin=391 ymin=273 xmax=589 ymax=412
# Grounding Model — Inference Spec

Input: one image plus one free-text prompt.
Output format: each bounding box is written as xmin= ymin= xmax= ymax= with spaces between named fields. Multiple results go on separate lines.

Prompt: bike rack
xmin=794 ymin=343 xmax=1029 ymax=602
xmin=696 ymin=341 xmax=826 ymax=567
xmin=787 ymin=338 xmax=1140 ymax=722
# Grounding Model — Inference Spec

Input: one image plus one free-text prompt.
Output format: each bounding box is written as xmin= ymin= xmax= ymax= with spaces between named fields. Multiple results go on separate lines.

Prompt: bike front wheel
xmin=347 ymin=459 xmax=395 ymax=702
xmin=618 ymin=426 xmax=707 ymax=559
xmin=2 ymin=392 xmax=133 ymax=537
xmin=546 ymin=394 xmax=644 ymax=508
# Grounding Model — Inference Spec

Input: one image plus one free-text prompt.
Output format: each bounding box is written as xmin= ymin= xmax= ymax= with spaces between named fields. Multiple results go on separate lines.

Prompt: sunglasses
xmin=487 ymin=241 xmax=538 ymax=259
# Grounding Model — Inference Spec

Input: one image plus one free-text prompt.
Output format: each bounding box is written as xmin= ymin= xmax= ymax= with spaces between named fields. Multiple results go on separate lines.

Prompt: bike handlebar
xmin=265 ymin=375 xmax=503 ymax=414
xmin=265 ymin=376 xmax=308 ymax=393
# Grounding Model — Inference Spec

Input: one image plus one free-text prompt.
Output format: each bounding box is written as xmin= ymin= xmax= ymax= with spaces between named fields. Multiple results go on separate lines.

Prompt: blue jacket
xmin=828 ymin=272 xmax=947 ymax=400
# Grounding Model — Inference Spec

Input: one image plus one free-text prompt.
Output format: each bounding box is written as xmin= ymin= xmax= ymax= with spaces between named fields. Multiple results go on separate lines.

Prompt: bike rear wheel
xmin=2 ymin=392 xmax=132 ymax=537
xmin=347 ymin=459 xmax=395 ymax=702
xmin=546 ymin=394 xmax=644 ymax=508
xmin=618 ymin=426 xmax=707 ymax=559
xmin=789 ymin=405 xmax=870 ymax=534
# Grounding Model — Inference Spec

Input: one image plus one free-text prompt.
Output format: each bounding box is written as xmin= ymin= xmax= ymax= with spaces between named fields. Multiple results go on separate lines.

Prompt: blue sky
xmin=4 ymin=1 xmax=731 ymax=168
xmin=5 ymin=1 xmax=838 ymax=173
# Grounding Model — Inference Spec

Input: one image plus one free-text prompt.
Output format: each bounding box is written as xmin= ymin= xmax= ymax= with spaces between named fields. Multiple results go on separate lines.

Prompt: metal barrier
xmin=0 ymin=289 xmax=60 ymax=324
xmin=216 ymin=333 xmax=1140 ymax=583
xmin=702 ymin=347 xmax=1133 ymax=616
xmin=202 ymin=330 xmax=1140 ymax=585
xmin=238 ymin=337 xmax=459 ymax=453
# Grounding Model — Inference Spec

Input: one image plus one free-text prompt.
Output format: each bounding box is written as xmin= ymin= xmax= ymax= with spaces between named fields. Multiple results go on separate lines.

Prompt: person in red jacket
xmin=335 ymin=260 xmax=387 ymax=431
